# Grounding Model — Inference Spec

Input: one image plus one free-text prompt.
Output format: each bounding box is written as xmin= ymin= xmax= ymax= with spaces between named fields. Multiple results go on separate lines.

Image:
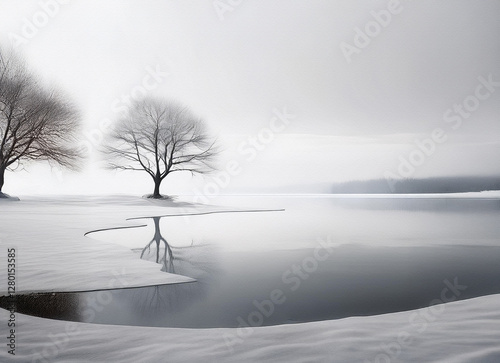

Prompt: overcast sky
xmin=0 ymin=0 xmax=499 ymax=195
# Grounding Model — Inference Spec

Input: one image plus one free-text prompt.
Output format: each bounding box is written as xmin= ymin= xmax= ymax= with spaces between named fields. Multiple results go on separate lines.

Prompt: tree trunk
xmin=152 ymin=178 xmax=161 ymax=198
xmin=0 ymin=166 xmax=5 ymax=194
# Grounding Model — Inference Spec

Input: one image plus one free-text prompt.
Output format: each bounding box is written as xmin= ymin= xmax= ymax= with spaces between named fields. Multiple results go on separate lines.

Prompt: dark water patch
xmin=0 ymin=292 xmax=80 ymax=321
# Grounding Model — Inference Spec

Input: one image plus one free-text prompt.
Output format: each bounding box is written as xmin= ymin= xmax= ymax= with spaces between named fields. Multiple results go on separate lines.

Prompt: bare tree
xmin=0 ymin=49 xmax=81 ymax=196
xmin=105 ymin=98 xmax=217 ymax=198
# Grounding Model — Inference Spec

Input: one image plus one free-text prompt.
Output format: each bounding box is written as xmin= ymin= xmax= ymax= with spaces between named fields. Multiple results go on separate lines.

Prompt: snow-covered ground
xmin=1 ymin=195 xmax=500 ymax=362
xmin=1 ymin=293 xmax=500 ymax=362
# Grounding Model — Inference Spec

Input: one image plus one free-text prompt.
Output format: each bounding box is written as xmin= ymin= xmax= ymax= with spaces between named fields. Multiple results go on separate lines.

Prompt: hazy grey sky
xmin=0 ymin=0 xmax=499 ymax=195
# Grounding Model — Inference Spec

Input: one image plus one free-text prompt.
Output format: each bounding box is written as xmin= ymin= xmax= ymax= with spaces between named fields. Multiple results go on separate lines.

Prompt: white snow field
xmin=1 ymin=194 xmax=500 ymax=362
xmin=1 ymin=294 xmax=500 ymax=362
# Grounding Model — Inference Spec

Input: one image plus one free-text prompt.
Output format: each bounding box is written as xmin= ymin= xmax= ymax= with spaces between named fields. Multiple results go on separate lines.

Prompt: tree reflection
xmin=131 ymin=216 xmax=212 ymax=276
xmin=139 ymin=217 xmax=176 ymax=273
xmin=81 ymin=216 xmax=222 ymax=326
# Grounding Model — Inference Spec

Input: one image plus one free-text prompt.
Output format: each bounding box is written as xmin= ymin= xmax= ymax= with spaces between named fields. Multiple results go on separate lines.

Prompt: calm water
xmin=4 ymin=196 xmax=500 ymax=328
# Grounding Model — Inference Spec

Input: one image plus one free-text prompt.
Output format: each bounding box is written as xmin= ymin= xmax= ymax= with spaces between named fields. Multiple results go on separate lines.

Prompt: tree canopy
xmin=0 ymin=49 xmax=81 ymax=195
xmin=105 ymin=98 xmax=217 ymax=198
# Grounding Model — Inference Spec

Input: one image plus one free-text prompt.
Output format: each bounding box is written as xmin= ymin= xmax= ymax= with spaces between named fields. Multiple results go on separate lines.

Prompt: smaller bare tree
xmin=105 ymin=98 xmax=217 ymax=198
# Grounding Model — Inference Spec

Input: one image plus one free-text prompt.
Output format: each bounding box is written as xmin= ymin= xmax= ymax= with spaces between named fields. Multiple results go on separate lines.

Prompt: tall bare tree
xmin=105 ymin=98 xmax=217 ymax=198
xmin=0 ymin=49 xmax=81 ymax=196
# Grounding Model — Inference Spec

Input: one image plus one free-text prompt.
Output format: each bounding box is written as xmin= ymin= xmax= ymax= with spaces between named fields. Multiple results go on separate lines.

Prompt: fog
xmin=0 ymin=0 xmax=499 ymax=195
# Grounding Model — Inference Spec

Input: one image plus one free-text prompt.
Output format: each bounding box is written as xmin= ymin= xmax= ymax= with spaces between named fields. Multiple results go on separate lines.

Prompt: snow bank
xmin=1 ymin=294 xmax=499 ymax=362
xmin=0 ymin=193 xmax=20 ymax=201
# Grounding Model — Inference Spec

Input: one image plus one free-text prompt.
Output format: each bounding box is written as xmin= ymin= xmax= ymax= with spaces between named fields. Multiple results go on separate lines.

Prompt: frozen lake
xmin=4 ymin=196 xmax=500 ymax=328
